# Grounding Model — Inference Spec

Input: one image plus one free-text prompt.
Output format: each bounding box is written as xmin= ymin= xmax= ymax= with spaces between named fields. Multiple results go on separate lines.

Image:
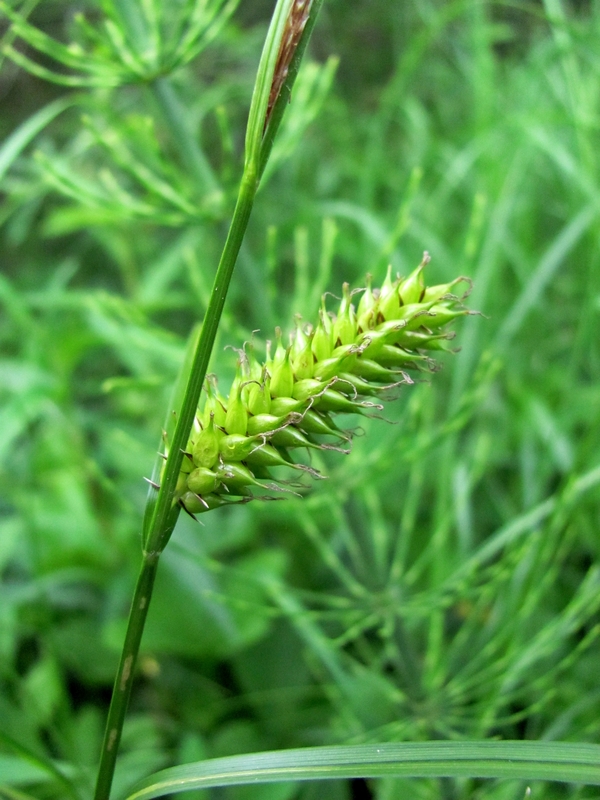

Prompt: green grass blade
xmin=1 ymin=45 xmax=120 ymax=86
xmin=0 ymin=96 xmax=75 ymax=182
xmin=0 ymin=1 xmax=105 ymax=71
xmin=431 ymin=463 xmax=600 ymax=599
xmin=125 ymin=741 xmax=600 ymax=798
xmin=0 ymin=733 xmax=81 ymax=800
xmin=0 ymin=786 xmax=45 ymax=800
xmin=496 ymin=203 xmax=597 ymax=349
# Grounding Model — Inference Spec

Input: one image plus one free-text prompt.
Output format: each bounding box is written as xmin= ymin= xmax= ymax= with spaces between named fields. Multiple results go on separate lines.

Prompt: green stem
xmin=93 ymin=551 xmax=160 ymax=800
xmin=92 ymin=169 xmax=258 ymax=800
xmin=93 ymin=2 xmax=325 ymax=796
xmin=145 ymin=168 xmax=257 ymax=552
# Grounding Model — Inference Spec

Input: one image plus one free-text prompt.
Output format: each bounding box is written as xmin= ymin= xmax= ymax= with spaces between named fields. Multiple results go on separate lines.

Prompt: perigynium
xmin=158 ymin=253 xmax=475 ymax=517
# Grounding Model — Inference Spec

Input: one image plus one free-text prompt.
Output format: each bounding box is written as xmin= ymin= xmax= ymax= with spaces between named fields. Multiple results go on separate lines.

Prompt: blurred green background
xmin=1 ymin=1 xmax=599 ymax=798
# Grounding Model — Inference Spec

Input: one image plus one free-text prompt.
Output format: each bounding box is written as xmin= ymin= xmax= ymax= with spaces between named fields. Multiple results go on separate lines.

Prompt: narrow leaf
xmin=126 ymin=741 xmax=600 ymax=799
xmin=0 ymin=97 xmax=74 ymax=182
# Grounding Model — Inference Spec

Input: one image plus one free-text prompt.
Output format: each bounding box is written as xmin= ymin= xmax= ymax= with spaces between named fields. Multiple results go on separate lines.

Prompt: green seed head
xmin=179 ymin=256 xmax=473 ymax=517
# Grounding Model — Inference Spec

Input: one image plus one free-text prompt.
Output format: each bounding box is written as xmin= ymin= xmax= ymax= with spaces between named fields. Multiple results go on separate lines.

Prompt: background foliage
xmin=1 ymin=1 xmax=599 ymax=798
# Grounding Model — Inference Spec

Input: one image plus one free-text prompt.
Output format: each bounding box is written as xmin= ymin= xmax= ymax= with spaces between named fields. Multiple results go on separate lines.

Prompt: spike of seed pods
xmin=172 ymin=257 xmax=473 ymax=515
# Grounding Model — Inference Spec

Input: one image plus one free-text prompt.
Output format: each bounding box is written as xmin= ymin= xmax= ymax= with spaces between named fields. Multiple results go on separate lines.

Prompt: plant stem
xmin=93 ymin=2 xmax=324 ymax=796
xmin=93 ymin=170 xmax=258 ymax=800
xmin=93 ymin=551 xmax=160 ymax=800
xmin=144 ymin=168 xmax=257 ymax=553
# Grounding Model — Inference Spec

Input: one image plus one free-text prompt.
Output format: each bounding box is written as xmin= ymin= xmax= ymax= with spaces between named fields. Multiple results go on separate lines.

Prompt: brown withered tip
xmin=265 ymin=0 xmax=312 ymax=131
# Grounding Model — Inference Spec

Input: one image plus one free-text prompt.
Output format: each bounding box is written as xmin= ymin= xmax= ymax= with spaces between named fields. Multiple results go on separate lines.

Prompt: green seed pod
xmin=247 ymin=464 xmax=277 ymax=481
xmin=187 ymin=467 xmax=219 ymax=495
xmin=393 ymin=300 xmax=436 ymax=327
xmin=416 ymin=337 xmax=458 ymax=353
xmin=298 ymin=408 xmax=346 ymax=438
xmin=312 ymin=308 xmax=333 ymax=362
xmin=240 ymin=342 xmax=263 ymax=410
xmin=337 ymin=371 xmax=403 ymax=396
xmin=424 ymin=305 xmax=472 ymax=329
xmin=313 ymin=356 xmax=344 ymax=381
xmin=398 ymin=253 xmax=428 ymax=305
xmin=270 ymin=425 xmax=321 ymax=450
xmin=192 ymin=414 xmax=221 ymax=469
xmin=422 ymin=275 xmax=471 ymax=304
xmin=292 ymin=331 xmax=315 ymax=380
xmin=292 ymin=378 xmax=325 ymax=403
xmin=368 ymin=344 xmax=431 ymax=369
xmin=271 ymin=327 xmax=286 ymax=370
xmin=270 ymin=346 xmax=295 ymax=398
xmin=247 ymin=367 xmax=272 ymax=416
xmin=270 ymin=396 xmax=304 ymax=416
xmin=219 ymin=433 xmax=260 ymax=462
xmin=181 ymin=491 xmax=234 ymax=514
xmin=353 ymin=357 xmax=405 ymax=383
xmin=247 ymin=412 xmax=298 ymax=436
xmin=379 ymin=264 xmax=396 ymax=302
xmin=179 ymin=451 xmax=194 ymax=474
xmin=244 ymin=442 xmax=296 ymax=469
xmin=378 ymin=279 xmax=403 ymax=321
xmin=225 ymin=378 xmax=248 ymax=435
xmin=180 ymin=491 xmax=209 ymax=513
xmin=313 ymin=342 xmax=360 ymax=380
xmin=290 ymin=316 xmax=308 ymax=361
xmin=216 ymin=462 xmax=270 ymax=496
xmin=356 ymin=274 xmax=376 ymax=331
xmin=334 ymin=372 xmax=374 ymax=396
xmin=245 ymin=341 xmax=264 ymax=382
xmin=314 ymin=388 xmax=380 ymax=415
xmin=332 ymin=283 xmax=356 ymax=346
xmin=394 ymin=330 xmax=456 ymax=350
xmin=370 ymin=318 xmax=407 ymax=338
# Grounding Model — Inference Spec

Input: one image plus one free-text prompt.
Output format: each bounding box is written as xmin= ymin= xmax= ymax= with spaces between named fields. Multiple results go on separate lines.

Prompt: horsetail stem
xmin=157 ymin=253 xmax=474 ymax=516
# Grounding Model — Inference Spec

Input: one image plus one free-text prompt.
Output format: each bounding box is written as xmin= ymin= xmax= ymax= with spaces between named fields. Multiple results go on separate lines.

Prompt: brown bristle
xmin=265 ymin=0 xmax=312 ymax=130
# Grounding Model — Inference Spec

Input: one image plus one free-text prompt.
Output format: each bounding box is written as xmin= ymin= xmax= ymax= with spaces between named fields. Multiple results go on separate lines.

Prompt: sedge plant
xmin=90 ymin=2 xmax=327 ymax=797
xmin=2 ymin=2 xmax=600 ymax=799
xmin=85 ymin=0 xmax=486 ymax=794
xmin=95 ymin=1 xmax=600 ymax=794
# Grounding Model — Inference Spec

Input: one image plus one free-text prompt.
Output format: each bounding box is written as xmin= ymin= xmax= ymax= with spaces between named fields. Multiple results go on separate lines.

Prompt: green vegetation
xmin=1 ymin=1 xmax=599 ymax=798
